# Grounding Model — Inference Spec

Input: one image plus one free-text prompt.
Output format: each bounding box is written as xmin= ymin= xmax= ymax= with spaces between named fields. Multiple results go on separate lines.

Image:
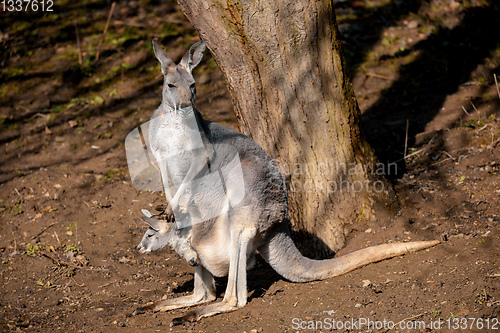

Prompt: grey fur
xmin=133 ymin=40 xmax=440 ymax=325
xmin=137 ymin=214 xmax=199 ymax=267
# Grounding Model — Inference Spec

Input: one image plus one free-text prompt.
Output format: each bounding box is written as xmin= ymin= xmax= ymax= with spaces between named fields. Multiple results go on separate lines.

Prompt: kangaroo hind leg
xmin=132 ymin=265 xmax=215 ymax=315
xmin=171 ymin=223 xmax=256 ymax=326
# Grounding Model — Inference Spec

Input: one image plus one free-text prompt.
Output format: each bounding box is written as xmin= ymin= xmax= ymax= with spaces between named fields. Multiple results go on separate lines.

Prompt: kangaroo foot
xmin=170 ymin=311 xmax=197 ymax=326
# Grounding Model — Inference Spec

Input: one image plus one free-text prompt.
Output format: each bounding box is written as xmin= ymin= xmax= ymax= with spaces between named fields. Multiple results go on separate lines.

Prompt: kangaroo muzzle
xmin=137 ymin=244 xmax=150 ymax=254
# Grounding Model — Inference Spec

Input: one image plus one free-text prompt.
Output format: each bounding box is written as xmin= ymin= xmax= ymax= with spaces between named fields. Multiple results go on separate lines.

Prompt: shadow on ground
xmin=343 ymin=2 xmax=500 ymax=177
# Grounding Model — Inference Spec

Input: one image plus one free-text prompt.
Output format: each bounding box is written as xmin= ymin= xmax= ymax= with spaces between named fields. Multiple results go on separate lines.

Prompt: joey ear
xmin=180 ymin=40 xmax=206 ymax=72
xmin=141 ymin=216 xmax=170 ymax=233
xmin=152 ymin=39 xmax=174 ymax=75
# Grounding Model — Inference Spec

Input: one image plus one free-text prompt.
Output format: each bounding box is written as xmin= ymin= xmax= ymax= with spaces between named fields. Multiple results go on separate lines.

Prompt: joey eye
xmin=167 ymin=83 xmax=176 ymax=88
xmin=147 ymin=234 xmax=154 ymax=238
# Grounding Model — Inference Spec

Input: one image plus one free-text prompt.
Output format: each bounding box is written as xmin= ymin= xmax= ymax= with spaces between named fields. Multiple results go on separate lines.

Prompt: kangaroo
xmin=137 ymin=207 xmax=199 ymax=267
xmin=131 ymin=39 xmax=440 ymax=326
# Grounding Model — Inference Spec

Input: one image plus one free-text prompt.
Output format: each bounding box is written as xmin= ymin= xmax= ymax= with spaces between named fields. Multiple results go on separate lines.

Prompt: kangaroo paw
xmin=187 ymin=257 xmax=199 ymax=266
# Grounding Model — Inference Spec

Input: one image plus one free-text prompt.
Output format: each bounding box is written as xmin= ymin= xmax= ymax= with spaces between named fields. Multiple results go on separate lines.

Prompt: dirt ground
xmin=1 ymin=0 xmax=499 ymax=332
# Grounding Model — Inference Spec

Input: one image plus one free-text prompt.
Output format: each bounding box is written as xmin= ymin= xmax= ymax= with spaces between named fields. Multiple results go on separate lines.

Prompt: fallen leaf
xmin=93 ymin=95 xmax=105 ymax=105
xmin=68 ymin=120 xmax=78 ymax=128
xmin=45 ymin=126 xmax=52 ymax=135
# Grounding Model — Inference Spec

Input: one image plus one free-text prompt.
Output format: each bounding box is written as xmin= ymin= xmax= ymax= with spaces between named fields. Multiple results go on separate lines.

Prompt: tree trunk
xmin=177 ymin=0 xmax=393 ymax=258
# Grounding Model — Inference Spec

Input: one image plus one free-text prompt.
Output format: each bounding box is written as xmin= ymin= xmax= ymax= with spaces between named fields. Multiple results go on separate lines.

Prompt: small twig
xmin=138 ymin=124 xmax=153 ymax=166
xmin=490 ymin=138 xmax=500 ymax=149
xmin=14 ymin=188 xmax=24 ymax=202
xmin=486 ymin=273 xmax=500 ymax=278
xmin=494 ymin=74 xmax=500 ymax=99
xmin=11 ymin=230 xmax=17 ymax=253
xmin=387 ymin=217 xmax=402 ymax=230
xmin=442 ymin=151 xmax=453 ymax=159
xmin=83 ymin=200 xmax=95 ymax=223
xmin=366 ymin=72 xmax=391 ymax=80
xmin=430 ymin=157 xmax=453 ymax=166
xmin=477 ymin=124 xmax=491 ymax=132
xmin=404 ymin=119 xmax=409 ymax=159
xmin=470 ymin=101 xmax=479 ymax=115
xmin=400 ymin=147 xmax=425 ymax=162
xmin=74 ymin=23 xmax=83 ymax=65
xmin=71 ymin=277 xmax=85 ymax=287
xmin=85 ymin=267 xmax=110 ymax=272
xmin=95 ymin=2 xmax=116 ymax=62
xmin=53 ymin=231 xmax=61 ymax=245
xmin=461 ymin=106 xmax=470 ymax=116
xmin=31 ymin=222 xmax=57 ymax=240
xmin=34 ymin=112 xmax=49 ymax=118
xmin=40 ymin=252 xmax=81 ymax=269
xmin=391 ymin=135 xmax=436 ymax=164
xmin=122 ymin=296 xmax=137 ymax=303
xmin=98 ymin=281 xmax=114 ymax=288
xmin=425 ymin=135 xmax=437 ymax=150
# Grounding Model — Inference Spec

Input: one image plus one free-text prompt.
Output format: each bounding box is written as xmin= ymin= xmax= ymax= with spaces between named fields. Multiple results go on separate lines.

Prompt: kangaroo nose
xmin=137 ymin=244 xmax=149 ymax=254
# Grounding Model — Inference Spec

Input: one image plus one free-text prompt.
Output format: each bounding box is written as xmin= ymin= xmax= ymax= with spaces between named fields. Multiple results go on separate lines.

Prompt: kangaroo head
xmin=136 ymin=216 xmax=172 ymax=254
xmin=137 ymin=215 xmax=199 ymax=266
xmin=152 ymin=39 xmax=206 ymax=111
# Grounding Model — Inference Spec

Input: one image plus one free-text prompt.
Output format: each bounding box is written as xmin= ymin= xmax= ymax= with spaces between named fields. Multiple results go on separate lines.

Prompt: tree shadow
xmin=359 ymin=3 xmax=500 ymax=178
xmin=171 ymin=257 xmax=283 ymax=301
xmin=335 ymin=0 xmax=423 ymax=74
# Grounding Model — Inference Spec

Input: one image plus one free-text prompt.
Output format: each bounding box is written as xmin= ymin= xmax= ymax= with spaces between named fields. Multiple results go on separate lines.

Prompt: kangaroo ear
xmin=152 ymin=39 xmax=174 ymax=75
xmin=180 ymin=40 xmax=206 ymax=72
xmin=141 ymin=216 xmax=171 ymax=233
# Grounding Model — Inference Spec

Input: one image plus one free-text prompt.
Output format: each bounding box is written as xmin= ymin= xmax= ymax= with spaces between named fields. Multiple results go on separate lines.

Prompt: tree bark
xmin=177 ymin=0 xmax=393 ymax=257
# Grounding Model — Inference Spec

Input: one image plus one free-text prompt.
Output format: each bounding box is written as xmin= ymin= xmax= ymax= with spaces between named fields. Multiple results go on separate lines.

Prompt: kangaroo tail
xmin=258 ymin=225 xmax=440 ymax=283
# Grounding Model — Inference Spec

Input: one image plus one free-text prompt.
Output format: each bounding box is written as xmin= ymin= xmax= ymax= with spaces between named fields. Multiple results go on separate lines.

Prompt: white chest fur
xmin=148 ymin=108 xmax=205 ymax=187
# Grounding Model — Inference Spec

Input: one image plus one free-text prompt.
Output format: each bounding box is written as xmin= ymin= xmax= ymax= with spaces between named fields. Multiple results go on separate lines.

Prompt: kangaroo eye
xmin=167 ymin=83 xmax=176 ymax=88
xmin=147 ymin=234 xmax=154 ymax=238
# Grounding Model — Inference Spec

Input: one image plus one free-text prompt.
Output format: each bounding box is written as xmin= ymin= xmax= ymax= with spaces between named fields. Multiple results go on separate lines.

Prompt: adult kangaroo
xmin=131 ymin=39 xmax=440 ymax=326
